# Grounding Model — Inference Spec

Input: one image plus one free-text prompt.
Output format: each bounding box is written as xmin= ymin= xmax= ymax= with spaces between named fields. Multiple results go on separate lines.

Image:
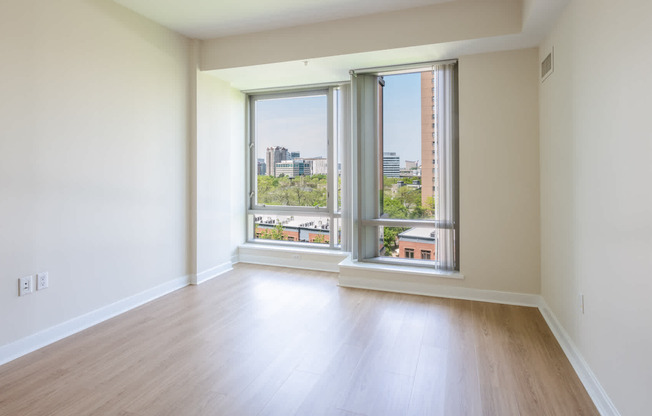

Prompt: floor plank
xmin=0 ymin=264 xmax=598 ymax=416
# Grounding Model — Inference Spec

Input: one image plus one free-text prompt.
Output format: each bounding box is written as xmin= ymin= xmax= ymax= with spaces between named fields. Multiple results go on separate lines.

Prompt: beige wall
xmin=0 ymin=0 xmax=191 ymax=347
xmin=194 ymin=69 xmax=246 ymax=276
xmin=343 ymin=49 xmax=541 ymax=294
xmin=458 ymin=48 xmax=541 ymax=293
xmin=539 ymin=1 xmax=652 ymax=414
xmin=201 ymin=1 xmax=522 ymax=71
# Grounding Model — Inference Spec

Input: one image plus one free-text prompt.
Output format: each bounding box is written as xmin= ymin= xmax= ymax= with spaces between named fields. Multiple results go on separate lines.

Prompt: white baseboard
xmin=191 ymin=261 xmax=234 ymax=285
xmin=537 ymin=300 xmax=621 ymax=416
xmin=338 ymin=259 xmax=539 ymax=307
xmin=238 ymin=243 xmax=348 ymax=273
xmin=339 ymin=274 xmax=540 ymax=306
xmin=0 ymin=274 xmax=190 ymax=367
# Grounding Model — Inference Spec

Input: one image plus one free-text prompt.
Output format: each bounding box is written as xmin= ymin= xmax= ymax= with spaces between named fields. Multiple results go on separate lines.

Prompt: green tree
xmin=271 ymin=222 xmax=285 ymax=240
xmin=383 ymin=196 xmax=409 ymax=219
xmin=383 ymin=226 xmax=407 ymax=256
xmin=257 ymin=174 xmax=328 ymax=207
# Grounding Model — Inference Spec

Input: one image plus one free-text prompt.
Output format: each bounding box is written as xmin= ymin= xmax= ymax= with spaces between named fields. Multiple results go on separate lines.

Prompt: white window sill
xmin=237 ymin=243 xmax=464 ymax=281
xmin=338 ymin=257 xmax=464 ymax=280
xmin=240 ymin=241 xmax=345 ymax=256
xmin=237 ymin=243 xmax=348 ymax=273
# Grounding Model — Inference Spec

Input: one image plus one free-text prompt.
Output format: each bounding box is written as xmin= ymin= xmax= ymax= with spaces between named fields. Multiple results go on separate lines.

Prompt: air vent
xmin=541 ymin=48 xmax=554 ymax=82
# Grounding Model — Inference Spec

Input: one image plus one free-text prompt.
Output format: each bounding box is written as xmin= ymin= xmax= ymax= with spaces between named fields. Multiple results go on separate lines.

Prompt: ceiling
xmin=112 ymin=0 xmax=569 ymax=90
xmin=113 ymin=0 xmax=455 ymax=39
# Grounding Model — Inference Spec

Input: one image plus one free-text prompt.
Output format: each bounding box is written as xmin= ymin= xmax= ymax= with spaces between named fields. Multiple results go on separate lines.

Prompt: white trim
xmin=191 ymin=262 xmax=234 ymax=285
xmin=537 ymin=299 xmax=621 ymax=416
xmin=341 ymin=257 xmax=464 ymax=280
xmin=0 ymin=274 xmax=190 ymax=367
xmin=238 ymin=243 xmax=347 ymax=273
xmin=339 ymin=259 xmax=538 ymax=307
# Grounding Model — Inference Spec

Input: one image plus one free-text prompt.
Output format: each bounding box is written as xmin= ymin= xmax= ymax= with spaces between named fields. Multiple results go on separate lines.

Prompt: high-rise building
xmin=275 ymin=159 xmax=311 ymax=178
xmin=302 ymin=157 xmax=328 ymax=175
xmin=257 ymin=158 xmax=266 ymax=176
xmin=383 ymin=152 xmax=400 ymax=177
xmin=290 ymin=151 xmax=301 ymax=159
xmin=265 ymin=146 xmax=289 ymax=177
xmin=421 ymin=71 xmax=436 ymax=207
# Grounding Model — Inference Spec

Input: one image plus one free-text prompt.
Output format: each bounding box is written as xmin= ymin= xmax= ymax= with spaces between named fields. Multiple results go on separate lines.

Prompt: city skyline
xmin=255 ymin=73 xmax=423 ymax=166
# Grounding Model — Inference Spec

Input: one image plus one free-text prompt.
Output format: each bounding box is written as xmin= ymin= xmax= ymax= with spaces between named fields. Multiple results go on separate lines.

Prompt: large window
xmin=247 ymin=88 xmax=341 ymax=248
xmin=245 ymin=61 xmax=458 ymax=271
xmin=352 ymin=62 xmax=459 ymax=270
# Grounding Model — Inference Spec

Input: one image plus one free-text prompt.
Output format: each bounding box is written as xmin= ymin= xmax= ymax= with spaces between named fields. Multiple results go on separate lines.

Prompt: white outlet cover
xmin=37 ymin=272 xmax=49 ymax=290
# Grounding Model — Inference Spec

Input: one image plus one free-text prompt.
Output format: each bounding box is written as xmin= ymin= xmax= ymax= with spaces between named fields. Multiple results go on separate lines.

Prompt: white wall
xmin=193 ymin=69 xmax=246 ymax=280
xmin=539 ymin=0 xmax=652 ymax=414
xmin=0 ymin=0 xmax=191 ymax=348
xmin=459 ymin=48 xmax=541 ymax=294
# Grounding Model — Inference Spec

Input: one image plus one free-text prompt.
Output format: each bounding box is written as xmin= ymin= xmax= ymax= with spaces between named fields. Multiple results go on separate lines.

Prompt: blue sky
xmin=255 ymin=73 xmax=422 ymax=166
xmin=382 ymin=72 xmax=421 ymax=164
xmin=255 ymin=95 xmax=327 ymax=160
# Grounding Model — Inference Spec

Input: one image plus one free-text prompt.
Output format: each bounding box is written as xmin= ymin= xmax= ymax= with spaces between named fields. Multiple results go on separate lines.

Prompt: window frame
xmin=245 ymin=85 xmax=342 ymax=250
xmin=351 ymin=60 xmax=459 ymax=270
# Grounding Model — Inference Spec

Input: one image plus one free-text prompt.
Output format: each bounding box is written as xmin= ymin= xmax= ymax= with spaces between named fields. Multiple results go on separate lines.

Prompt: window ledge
xmin=237 ymin=243 xmax=348 ymax=273
xmin=239 ymin=242 xmax=345 ymax=256
xmin=338 ymin=257 xmax=464 ymax=280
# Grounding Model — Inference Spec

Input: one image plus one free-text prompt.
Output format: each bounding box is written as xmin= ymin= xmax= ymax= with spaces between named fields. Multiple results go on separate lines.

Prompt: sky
xmin=382 ymin=72 xmax=422 ymax=164
xmin=255 ymin=73 xmax=422 ymax=166
xmin=255 ymin=94 xmax=327 ymax=160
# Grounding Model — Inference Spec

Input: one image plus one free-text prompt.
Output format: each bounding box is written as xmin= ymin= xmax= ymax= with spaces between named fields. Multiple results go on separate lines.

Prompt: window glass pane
xmin=380 ymin=71 xmax=436 ymax=220
xmin=377 ymin=225 xmax=443 ymax=264
xmin=254 ymin=94 xmax=328 ymax=208
xmin=253 ymin=214 xmax=331 ymax=245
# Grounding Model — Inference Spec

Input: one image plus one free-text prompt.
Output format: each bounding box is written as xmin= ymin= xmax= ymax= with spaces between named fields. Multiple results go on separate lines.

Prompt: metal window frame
xmin=246 ymin=85 xmax=342 ymax=249
xmin=352 ymin=60 xmax=459 ymax=270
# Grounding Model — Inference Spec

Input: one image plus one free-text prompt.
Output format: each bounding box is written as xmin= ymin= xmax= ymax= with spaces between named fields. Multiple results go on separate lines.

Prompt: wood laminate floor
xmin=0 ymin=264 xmax=598 ymax=416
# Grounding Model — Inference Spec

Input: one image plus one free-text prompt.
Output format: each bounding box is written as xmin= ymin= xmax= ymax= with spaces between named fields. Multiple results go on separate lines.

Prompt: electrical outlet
xmin=37 ymin=272 xmax=49 ymax=290
xmin=19 ymin=276 xmax=33 ymax=296
xmin=292 ymin=254 xmax=301 ymax=260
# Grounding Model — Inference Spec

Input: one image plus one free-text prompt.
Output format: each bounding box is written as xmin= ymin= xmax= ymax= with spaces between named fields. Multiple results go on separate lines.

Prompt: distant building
xmin=266 ymin=146 xmax=289 ymax=177
xmin=421 ymin=71 xmax=436 ymax=206
xmin=303 ymin=157 xmax=328 ymax=175
xmin=254 ymin=215 xmax=330 ymax=244
xmin=257 ymin=158 xmax=266 ymax=176
xmin=391 ymin=180 xmax=421 ymax=195
xmin=397 ymin=227 xmax=437 ymax=260
xmin=400 ymin=168 xmax=418 ymax=177
xmin=290 ymin=151 xmax=301 ymax=159
xmin=405 ymin=160 xmax=418 ymax=170
xmin=275 ymin=159 xmax=311 ymax=178
xmin=383 ymin=152 xmax=400 ymax=177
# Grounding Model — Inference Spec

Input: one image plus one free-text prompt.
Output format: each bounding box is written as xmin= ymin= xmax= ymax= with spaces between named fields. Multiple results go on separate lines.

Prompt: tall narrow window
xmin=353 ymin=62 xmax=459 ymax=270
xmin=247 ymin=88 xmax=341 ymax=248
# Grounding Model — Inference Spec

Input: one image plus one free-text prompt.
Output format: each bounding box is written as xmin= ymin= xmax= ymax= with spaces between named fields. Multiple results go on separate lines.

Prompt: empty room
xmin=1 ymin=0 xmax=650 ymax=415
